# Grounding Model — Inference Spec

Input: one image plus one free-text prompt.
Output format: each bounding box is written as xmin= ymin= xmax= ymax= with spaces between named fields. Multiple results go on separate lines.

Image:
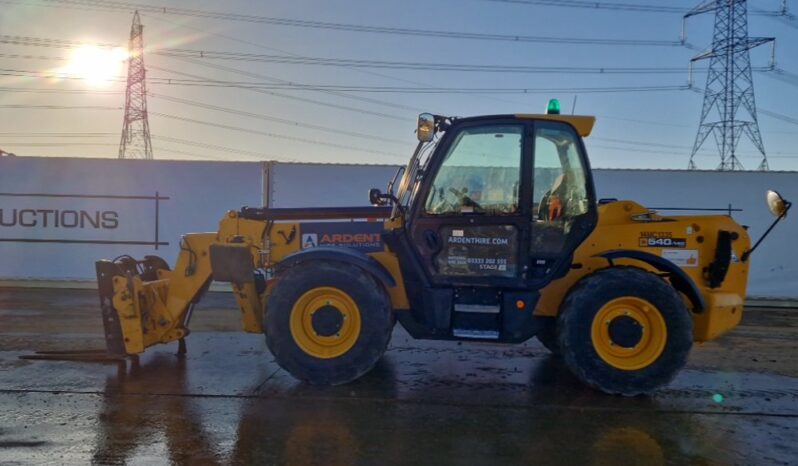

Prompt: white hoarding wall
xmin=1 ymin=157 xmax=795 ymax=299
xmin=269 ymin=163 xmax=798 ymax=299
xmin=0 ymin=156 xmax=263 ymax=281
xmin=269 ymin=162 xmax=399 ymax=208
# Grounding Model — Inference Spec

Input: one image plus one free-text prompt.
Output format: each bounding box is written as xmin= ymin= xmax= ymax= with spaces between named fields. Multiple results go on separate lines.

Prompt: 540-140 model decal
xmin=638 ymin=232 xmax=687 ymax=248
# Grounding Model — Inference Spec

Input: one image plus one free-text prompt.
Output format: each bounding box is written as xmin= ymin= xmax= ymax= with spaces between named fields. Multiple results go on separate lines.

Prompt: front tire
xmin=266 ymin=261 xmax=393 ymax=386
xmin=558 ymin=267 xmax=693 ymax=396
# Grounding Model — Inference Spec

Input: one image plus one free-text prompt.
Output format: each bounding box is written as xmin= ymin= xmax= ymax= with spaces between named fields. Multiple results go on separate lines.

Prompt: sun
xmin=62 ymin=45 xmax=128 ymax=86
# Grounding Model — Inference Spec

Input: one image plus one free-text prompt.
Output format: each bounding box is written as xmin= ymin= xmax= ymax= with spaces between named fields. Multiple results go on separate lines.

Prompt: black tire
xmin=265 ymin=260 xmax=393 ymax=386
xmin=536 ymin=317 xmax=560 ymax=356
xmin=557 ymin=267 xmax=693 ymax=396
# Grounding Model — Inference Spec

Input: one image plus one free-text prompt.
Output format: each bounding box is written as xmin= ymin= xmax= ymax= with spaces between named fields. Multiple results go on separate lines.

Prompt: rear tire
xmin=558 ymin=267 xmax=693 ymax=396
xmin=266 ymin=261 xmax=393 ymax=386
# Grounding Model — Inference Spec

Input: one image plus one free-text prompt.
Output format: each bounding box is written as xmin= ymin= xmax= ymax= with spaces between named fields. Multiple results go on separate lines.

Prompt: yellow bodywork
xmin=534 ymin=201 xmax=750 ymax=342
xmin=112 ymin=200 xmax=749 ymax=354
xmin=514 ymin=114 xmax=596 ymax=137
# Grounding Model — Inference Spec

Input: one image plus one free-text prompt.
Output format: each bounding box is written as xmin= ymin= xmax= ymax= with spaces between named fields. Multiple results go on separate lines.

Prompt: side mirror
xmin=742 ymin=190 xmax=792 ymax=262
xmin=766 ymin=190 xmax=789 ymax=218
xmin=369 ymin=188 xmax=387 ymax=206
xmin=417 ymin=113 xmax=436 ymax=143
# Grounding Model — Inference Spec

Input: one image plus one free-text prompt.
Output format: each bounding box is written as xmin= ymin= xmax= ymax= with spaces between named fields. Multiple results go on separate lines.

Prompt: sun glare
xmin=62 ymin=45 xmax=128 ymax=86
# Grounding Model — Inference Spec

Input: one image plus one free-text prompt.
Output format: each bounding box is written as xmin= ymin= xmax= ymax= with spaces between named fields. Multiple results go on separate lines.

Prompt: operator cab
xmin=379 ymin=101 xmax=599 ymax=342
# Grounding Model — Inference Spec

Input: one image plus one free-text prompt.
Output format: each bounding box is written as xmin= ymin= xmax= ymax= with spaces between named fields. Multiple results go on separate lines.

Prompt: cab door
xmin=409 ymin=120 xmax=531 ymax=288
xmin=528 ymin=120 xmax=597 ymax=285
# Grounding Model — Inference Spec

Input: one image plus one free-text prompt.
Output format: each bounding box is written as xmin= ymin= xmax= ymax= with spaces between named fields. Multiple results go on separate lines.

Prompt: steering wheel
xmin=449 ymin=187 xmax=483 ymax=212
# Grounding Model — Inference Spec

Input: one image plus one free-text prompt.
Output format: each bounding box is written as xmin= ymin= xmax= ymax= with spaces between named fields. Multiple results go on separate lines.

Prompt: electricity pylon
xmin=118 ymin=11 xmax=153 ymax=160
xmin=684 ymin=0 xmax=774 ymax=170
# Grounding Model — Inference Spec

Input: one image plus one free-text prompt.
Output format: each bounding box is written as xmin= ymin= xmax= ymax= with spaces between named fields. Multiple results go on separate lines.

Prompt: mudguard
xmin=276 ymin=247 xmax=396 ymax=288
xmin=597 ymin=249 xmax=706 ymax=312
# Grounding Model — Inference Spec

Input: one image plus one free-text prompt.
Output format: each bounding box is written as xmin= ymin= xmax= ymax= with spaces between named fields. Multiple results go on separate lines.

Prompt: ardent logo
xmin=319 ymin=233 xmax=380 ymax=244
xmin=301 ymin=233 xmax=318 ymax=249
xmin=298 ymin=222 xmax=384 ymax=253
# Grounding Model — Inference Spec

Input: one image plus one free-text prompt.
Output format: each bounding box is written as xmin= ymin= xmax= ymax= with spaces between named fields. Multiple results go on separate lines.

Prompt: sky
xmin=0 ymin=0 xmax=796 ymax=170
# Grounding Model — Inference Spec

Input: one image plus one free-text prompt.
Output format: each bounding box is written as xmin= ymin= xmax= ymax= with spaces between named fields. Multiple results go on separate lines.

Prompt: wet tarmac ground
xmin=1 ymin=288 xmax=797 ymax=465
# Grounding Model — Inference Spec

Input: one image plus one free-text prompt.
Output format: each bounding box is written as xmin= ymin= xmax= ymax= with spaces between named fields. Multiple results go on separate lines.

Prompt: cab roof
xmin=449 ymin=114 xmax=596 ymax=137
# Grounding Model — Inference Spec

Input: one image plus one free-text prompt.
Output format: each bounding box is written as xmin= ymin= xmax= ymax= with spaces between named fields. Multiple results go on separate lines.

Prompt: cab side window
xmin=531 ymin=123 xmax=589 ymax=256
xmin=425 ymin=125 xmax=523 ymax=216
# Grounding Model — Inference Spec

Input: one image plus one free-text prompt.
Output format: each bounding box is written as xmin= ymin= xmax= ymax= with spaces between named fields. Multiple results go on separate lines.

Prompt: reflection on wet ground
xmin=0 ymin=289 xmax=796 ymax=465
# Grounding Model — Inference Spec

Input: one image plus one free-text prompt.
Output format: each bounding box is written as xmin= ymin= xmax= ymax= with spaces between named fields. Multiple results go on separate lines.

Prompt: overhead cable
xmin=149 ymin=111 xmax=404 ymax=158
xmin=15 ymin=0 xmax=686 ymax=46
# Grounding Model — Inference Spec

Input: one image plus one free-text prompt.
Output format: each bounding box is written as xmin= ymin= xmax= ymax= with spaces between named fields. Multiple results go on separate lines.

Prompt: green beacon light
xmin=546 ymin=98 xmax=561 ymax=115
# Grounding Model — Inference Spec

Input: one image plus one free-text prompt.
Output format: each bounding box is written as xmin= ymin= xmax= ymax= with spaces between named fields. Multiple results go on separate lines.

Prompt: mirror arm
xmin=741 ymin=200 xmax=792 ymax=262
xmin=386 ymin=193 xmax=404 ymax=217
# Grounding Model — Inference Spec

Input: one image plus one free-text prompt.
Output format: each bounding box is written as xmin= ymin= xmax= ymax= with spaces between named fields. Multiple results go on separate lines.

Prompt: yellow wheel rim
xmin=289 ymin=287 xmax=361 ymax=359
xmin=591 ymin=297 xmax=667 ymax=371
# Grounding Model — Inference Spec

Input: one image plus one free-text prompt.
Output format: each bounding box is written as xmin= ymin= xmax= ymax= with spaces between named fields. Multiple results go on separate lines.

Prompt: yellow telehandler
xmin=95 ymin=101 xmax=791 ymax=395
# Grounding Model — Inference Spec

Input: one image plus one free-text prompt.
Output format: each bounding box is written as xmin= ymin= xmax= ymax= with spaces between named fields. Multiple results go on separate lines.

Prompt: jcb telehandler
xmin=96 ymin=102 xmax=791 ymax=395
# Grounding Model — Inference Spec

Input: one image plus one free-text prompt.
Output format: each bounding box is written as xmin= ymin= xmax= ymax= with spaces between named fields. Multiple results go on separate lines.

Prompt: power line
xmin=0 ymin=42 xmax=694 ymax=73
xmin=0 ymin=34 xmax=118 ymax=49
xmin=481 ymin=0 xmax=793 ymax=18
xmin=482 ymin=0 xmax=798 ymax=32
xmin=155 ymin=59 xmax=416 ymax=111
xmin=0 ymin=33 xmax=420 ymax=113
xmin=140 ymin=11 xmax=527 ymax=114
xmin=593 ymin=136 xmax=695 ymax=151
xmin=765 ymin=67 xmax=798 ymax=87
xmin=590 ymin=143 xmax=798 ymax=158
xmin=149 ymin=111 xmax=404 ymax=159
xmin=151 ymin=8 xmax=517 ymax=111
xmin=0 ymin=86 xmax=122 ymax=95
xmin=2 ymin=38 xmax=780 ymax=75
xmin=151 ymin=146 xmax=245 ymax=161
xmin=150 ymin=134 xmax=293 ymax=161
xmin=0 ymin=104 xmax=120 ymax=110
xmin=0 ymin=83 xmax=408 ymax=145
xmin=0 ymin=134 xmax=302 ymax=162
xmin=146 ymin=62 xmax=405 ymax=121
xmin=0 ymin=138 xmax=281 ymax=160
xmin=0 ymin=52 xmax=70 ymax=61
xmin=0 ymin=132 xmax=116 ymax=137
xmin=146 ymin=50 xmax=702 ymax=74
xmin=689 ymin=83 xmax=798 ymax=132
xmin=6 ymin=49 xmax=679 ymax=74
xmin=0 ymin=142 xmax=118 ymax=147
xmin=593 ymin=135 xmax=798 ymax=156
xmin=143 ymin=10 xmax=446 ymax=115
xmin=759 ymin=108 xmax=798 ymax=126
xmin=0 ymin=69 xmax=694 ymax=93
xmin=147 ymin=93 xmax=406 ymax=145
xmin=481 ymin=0 xmax=690 ymax=14
xmin=16 ymin=0 xmax=686 ymax=47
xmin=0 ymin=32 xmax=779 ymax=81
